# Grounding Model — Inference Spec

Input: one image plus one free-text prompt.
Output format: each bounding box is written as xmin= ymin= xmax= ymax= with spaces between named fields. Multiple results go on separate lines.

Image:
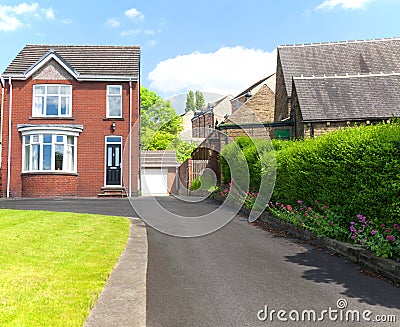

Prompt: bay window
xmin=22 ymin=133 xmax=77 ymax=173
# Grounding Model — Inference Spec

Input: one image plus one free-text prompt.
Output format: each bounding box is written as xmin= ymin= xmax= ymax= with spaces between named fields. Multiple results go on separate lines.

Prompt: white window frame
xmin=32 ymin=84 xmax=72 ymax=117
xmin=106 ymin=85 xmax=122 ymax=118
xmin=19 ymin=126 xmax=82 ymax=173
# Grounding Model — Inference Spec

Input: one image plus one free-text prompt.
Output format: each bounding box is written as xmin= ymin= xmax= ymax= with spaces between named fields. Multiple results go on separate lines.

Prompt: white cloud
xmin=42 ymin=8 xmax=55 ymax=20
xmin=62 ymin=18 xmax=73 ymax=24
xmin=121 ymin=28 xmax=141 ymax=36
xmin=125 ymin=8 xmax=144 ymax=21
xmin=316 ymin=0 xmax=374 ymax=10
xmin=0 ymin=2 xmax=54 ymax=32
xmin=106 ymin=18 xmax=120 ymax=27
xmin=148 ymin=46 xmax=277 ymax=97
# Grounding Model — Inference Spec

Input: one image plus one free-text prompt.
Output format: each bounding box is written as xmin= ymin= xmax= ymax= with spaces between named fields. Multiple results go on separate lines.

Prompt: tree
xmin=140 ymin=86 xmax=197 ymax=161
xmin=185 ymin=90 xmax=195 ymax=112
xmin=141 ymin=86 xmax=183 ymax=149
xmin=195 ymin=90 xmax=205 ymax=111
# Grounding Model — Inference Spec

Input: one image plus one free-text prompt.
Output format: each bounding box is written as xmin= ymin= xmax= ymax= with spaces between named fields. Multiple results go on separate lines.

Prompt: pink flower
xmin=314 ymin=199 xmax=318 ymax=203
xmin=371 ymin=230 xmax=377 ymax=235
xmin=351 ymin=235 xmax=356 ymax=240
xmin=314 ymin=215 xmax=318 ymax=219
xmin=287 ymin=205 xmax=292 ymax=211
xmin=297 ymin=200 xmax=303 ymax=205
xmin=323 ymin=205 xmax=328 ymax=210
xmin=386 ymin=235 xmax=396 ymax=242
xmin=304 ymin=212 xmax=309 ymax=217
xmin=394 ymin=224 xmax=400 ymax=229
xmin=307 ymin=207 xmax=312 ymax=211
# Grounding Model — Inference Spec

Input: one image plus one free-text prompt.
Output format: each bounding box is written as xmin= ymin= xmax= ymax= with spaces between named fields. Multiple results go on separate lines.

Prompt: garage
xmin=141 ymin=168 xmax=168 ymax=195
xmin=141 ymin=150 xmax=181 ymax=196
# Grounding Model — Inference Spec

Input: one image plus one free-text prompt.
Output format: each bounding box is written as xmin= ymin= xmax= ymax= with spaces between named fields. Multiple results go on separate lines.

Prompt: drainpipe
xmin=137 ymin=75 xmax=142 ymax=196
xmin=0 ymin=76 xmax=4 ymax=169
xmin=7 ymin=77 xmax=12 ymax=198
xmin=129 ymin=79 xmax=132 ymax=198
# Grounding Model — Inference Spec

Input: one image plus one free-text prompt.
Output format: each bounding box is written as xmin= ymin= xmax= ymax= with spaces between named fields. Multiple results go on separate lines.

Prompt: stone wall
xmin=274 ymin=54 xmax=290 ymax=122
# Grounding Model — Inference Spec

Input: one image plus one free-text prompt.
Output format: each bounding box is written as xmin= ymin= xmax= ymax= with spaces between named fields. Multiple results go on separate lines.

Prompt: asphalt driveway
xmin=1 ymin=197 xmax=399 ymax=326
xmin=0 ymin=197 xmax=135 ymax=216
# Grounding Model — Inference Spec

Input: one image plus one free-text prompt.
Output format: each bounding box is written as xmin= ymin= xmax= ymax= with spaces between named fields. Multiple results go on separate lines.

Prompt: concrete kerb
xmin=84 ymin=217 xmax=148 ymax=327
xmin=210 ymin=193 xmax=400 ymax=285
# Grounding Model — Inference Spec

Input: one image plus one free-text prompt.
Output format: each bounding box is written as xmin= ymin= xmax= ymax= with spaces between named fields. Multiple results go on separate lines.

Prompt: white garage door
xmin=141 ymin=168 xmax=168 ymax=195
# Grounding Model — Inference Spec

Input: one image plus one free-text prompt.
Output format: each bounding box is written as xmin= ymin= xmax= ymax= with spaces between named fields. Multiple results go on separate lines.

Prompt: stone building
xmin=275 ymin=38 xmax=400 ymax=138
xmin=219 ymin=74 xmax=291 ymax=140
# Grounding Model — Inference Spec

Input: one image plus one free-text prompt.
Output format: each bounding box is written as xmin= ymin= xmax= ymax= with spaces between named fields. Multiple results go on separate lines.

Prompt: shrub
xmin=272 ymin=122 xmax=400 ymax=227
xmin=190 ymin=176 xmax=201 ymax=191
xmin=220 ymin=136 xmax=274 ymax=192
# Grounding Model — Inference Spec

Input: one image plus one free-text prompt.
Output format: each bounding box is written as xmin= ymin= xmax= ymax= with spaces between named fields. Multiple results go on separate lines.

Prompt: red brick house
xmin=0 ymin=45 xmax=140 ymax=198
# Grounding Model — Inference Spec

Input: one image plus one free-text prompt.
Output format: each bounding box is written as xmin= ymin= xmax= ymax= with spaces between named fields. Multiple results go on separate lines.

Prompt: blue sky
xmin=1 ymin=0 xmax=399 ymax=102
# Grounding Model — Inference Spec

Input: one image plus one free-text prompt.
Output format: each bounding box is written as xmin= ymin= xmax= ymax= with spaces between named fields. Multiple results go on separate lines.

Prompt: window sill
xmin=103 ymin=118 xmax=125 ymax=121
xmin=29 ymin=116 xmax=75 ymax=120
xmin=21 ymin=172 xmax=78 ymax=176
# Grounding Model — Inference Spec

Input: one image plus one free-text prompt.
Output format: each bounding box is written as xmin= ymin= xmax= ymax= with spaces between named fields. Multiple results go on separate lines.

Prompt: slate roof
xmin=278 ymin=38 xmax=400 ymax=96
xmin=3 ymin=44 xmax=140 ymax=79
xmin=293 ymin=74 xmax=400 ymax=122
xmin=232 ymin=73 xmax=275 ymax=99
xmin=141 ymin=150 xmax=181 ymax=167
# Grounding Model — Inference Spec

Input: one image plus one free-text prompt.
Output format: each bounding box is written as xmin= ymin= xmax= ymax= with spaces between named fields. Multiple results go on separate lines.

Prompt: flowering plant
xmin=349 ymin=214 xmax=400 ymax=259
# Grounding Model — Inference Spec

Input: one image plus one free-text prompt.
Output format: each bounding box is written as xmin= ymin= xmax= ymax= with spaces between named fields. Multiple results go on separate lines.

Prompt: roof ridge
xmin=279 ymin=37 xmax=400 ymax=49
xmin=25 ymin=44 xmax=140 ymax=49
xmin=293 ymin=71 xmax=400 ymax=80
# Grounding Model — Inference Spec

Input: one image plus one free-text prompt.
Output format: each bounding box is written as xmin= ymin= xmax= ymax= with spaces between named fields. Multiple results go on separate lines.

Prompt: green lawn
xmin=0 ymin=209 xmax=130 ymax=327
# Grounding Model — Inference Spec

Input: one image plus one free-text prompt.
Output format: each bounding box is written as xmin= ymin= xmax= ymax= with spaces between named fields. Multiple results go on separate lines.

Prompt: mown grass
xmin=0 ymin=209 xmax=130 ymax=327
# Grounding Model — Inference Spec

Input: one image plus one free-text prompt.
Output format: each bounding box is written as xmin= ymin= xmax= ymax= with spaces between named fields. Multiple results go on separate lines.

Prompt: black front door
xmin=106 ymin=144 xmax=121 ymax=185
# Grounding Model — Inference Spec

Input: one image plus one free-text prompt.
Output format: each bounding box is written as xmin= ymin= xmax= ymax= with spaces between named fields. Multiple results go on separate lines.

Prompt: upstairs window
xmin=33 ymin=85 xmax=72 ymax=117
xmin=107 ymin=85 xmax=122 ymax=118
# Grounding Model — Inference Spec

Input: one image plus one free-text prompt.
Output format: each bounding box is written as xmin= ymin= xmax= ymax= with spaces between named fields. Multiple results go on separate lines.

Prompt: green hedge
xmin=220 ymin=137 xmax=274 ymax=192
xmin=273 ymin=122 xmax=400 ymax=226
xmin=219 ymin=122 xmax=400 ymax=227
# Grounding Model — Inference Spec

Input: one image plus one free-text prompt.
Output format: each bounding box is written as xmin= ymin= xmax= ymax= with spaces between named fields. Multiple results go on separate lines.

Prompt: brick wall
xmin=192 ymin=110 xmax=215 ymax=138
xmin=21 ymin=174 xmax=78 ymax=197
xmin=1 ymin=74 xmax=139 ymax=197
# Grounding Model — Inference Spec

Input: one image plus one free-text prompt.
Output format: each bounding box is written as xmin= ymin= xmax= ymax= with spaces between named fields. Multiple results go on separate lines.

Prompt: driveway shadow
xmin=285 ymin=247 xmax=400 ymax=309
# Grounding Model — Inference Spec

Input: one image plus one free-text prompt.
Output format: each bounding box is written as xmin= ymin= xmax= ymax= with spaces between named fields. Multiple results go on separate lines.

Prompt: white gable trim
xmin=24 ymin=52 xmax=78 ymax=80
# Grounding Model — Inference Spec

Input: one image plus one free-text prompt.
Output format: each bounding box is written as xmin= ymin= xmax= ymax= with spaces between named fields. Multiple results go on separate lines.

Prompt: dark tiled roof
xmin=293 ymin=74 xmax=400 ymax=122
xmin=232 ymin=73 xmax=275 ymax=99
xmin=279 ymin=38 xmax=400 ymax=96
xmin=141 ymin=150 xmax=181 ymax=167
xmin=3 ymin=44 xmax=140 ymax=77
